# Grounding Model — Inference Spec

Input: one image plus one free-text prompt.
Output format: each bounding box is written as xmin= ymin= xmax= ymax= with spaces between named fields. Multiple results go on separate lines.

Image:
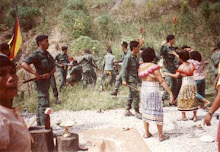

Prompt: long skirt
xmin=141 ymin=81 xmax=163 ymax=125
xmin=177 ymin=76 xmax=198 ymax=111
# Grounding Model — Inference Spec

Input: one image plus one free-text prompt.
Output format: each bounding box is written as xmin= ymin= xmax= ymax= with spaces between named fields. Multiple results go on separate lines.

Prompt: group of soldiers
xmin=19 ymin=35 xmax=106 ymax=125
xmin=1 ymin=33 xmax=220 ymax=126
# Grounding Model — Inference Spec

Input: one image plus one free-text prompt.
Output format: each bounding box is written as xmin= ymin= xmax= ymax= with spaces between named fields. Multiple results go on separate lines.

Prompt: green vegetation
xmin=14 ymin=83 xmax=127 ymax=112
xmin=70 ymin=36 xmax=104 ymax=56
xmin=1 ymin=0 xmax=220 ymax=112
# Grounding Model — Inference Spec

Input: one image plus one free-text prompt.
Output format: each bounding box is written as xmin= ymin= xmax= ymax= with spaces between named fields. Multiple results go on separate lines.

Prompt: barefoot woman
xmin=139 ymin=47 xmax=174 ymax=141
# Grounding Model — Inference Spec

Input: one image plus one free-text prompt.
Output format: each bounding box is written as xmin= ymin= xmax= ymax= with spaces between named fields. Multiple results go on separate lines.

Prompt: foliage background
xmin=0 ymin=0 xmax=219 ymax=112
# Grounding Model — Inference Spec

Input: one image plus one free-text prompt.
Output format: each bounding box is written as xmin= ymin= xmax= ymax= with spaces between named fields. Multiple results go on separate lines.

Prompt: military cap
xmin=35 ymin=35 xmax=48 ymax=46
xmin=62 ymin=46 xmax=68 ymax=51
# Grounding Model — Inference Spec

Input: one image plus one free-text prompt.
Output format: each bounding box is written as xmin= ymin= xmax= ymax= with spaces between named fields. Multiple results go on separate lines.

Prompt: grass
xmin=14 ymin=79 xmax=128 ymax=113
xmin=14 ymin=76 xmax=217 ymax=114
xmin=10 ymin=0 xmax=220 ymax=114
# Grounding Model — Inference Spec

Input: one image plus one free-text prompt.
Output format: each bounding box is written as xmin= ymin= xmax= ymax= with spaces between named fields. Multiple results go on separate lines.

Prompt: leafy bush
xmin=69 ymin=36 xmax=104 ymax=56
xmin=65 ymin=0 xmax=85 ymax=10
xmin=175 ymin=2 xmax=196 ymax=34
xmin=200 ymin=1 xmax=220 ymax=35
xmin=60 ymin=9 xmax=91 ymax=39
xmin=8 ymin=7 xmax=41 ymax=31
xmin=0 ymin=0 xmax=13 ymax=12
xmin=93 ymin=14 xmax=120 ymax=40
xmin=200 ymin=0 xmax=210 ymax=21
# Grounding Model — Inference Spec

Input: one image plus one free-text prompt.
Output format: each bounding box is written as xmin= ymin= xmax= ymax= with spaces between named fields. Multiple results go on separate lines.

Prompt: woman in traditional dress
xmin=138 ymin=47 xmax=174 ymax=142
xmin=0 ymin=55 xmax=32 ymax=151
xmin=188 ymin=51 xmax=211 ymax=109
xmin=164 ymin=50 xmax=198 ymax=121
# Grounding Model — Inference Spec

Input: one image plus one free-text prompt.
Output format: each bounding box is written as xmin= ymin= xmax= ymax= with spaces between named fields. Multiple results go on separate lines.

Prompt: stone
xmin=83 ymin=128 xmax=150 ymax=152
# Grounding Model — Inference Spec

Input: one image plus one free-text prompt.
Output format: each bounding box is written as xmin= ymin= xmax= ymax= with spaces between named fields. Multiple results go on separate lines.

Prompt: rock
xmin=83 ymin=128 xmax=150 ymax=152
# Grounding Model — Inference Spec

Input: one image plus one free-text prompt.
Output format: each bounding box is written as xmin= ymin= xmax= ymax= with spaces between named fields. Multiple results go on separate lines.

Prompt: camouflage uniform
xmin=160 ymin=45 xmax=178 ymax=100
xmin=24 ymin=48 xmax=55 ymax=125
xmin=121 ymin=52 xmax=140 ymax=113
xmin=68 ymin=64 xmax=83 ymax=82
xmin=55 ymin=53 xmax=69 ymax=91
xmin=113 ymin=50 xmax=130 ymax=92
xmin=101 ymin=52 xmax=116 ymax=89
xmin=78 ymin=52 xmax=98 ymax=88
xmin=50 ymin=75 xmax=59 ymax=101
xmin=211 ymin=51 xmax=220 ymax=82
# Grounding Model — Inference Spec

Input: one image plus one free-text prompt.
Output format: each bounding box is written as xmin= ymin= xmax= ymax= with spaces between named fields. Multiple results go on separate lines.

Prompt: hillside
xmin=0 ymin=0 xmax=220 ymax=111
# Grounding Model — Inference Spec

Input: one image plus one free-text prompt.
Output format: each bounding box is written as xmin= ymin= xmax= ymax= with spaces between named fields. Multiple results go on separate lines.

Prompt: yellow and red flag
xmin=9 ymin=15 xmax=22 ymax=60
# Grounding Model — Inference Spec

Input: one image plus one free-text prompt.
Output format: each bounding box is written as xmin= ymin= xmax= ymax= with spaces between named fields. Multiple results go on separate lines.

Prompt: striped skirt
xmin=140 ymin=81 xmax=163 ymax=125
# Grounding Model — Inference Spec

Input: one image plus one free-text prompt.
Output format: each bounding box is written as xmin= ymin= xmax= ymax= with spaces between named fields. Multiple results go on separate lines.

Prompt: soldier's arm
xmin=92 ymin=56 xmax=99 ymax=62
xmin=21 ymin=62 xmax=41 ymax=80
xmin=113 ymin=56 xmax=117 ymax=63
xmin=121 ymin=56 xmax=130 ymax=85
xmin=102 ymin=57 xmax=105 ymax=70
xmin=22 ymin=53 xmax=41 ymax=79
xmin=160 ymin=46 xmax=165 ymax=57
xmin=50 ymin=67 xmax=56 ymax=75
xmin=78 ymin=57 xmax=83 ymax=64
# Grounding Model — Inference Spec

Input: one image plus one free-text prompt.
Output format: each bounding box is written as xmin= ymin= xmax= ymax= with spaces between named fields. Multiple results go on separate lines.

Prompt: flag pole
xmin=15 ymin=2 xmax=32 ymax=96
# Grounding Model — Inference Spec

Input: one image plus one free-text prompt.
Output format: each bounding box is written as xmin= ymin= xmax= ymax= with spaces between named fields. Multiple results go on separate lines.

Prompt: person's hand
xmin=169 ymin=94 xmax=175 ymax=105
xmin=122 ymin=81 xmax=127 ymax=86
xmin=161 ymin=40 xmax=167 ymax=46
xmin=163 ymin=72 xmax=169 ymax=76
xmin=33 ymin=72 xmax=41 ymax=80
xmin=204 ymin=113 xmax=212 ymax=126
xmin=41 ymin=73 xmax=51 ymax=79
xmin=59 ymin=64 xmax=64 ymax=68
xmin=170 ymin=51 xmax=176 ymax=55
xmin=214 ymin=76 xmax=219 ymax=86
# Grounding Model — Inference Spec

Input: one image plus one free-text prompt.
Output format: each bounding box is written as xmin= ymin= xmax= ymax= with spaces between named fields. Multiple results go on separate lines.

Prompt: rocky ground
xmin=25 ymin=107 xmax=220 ymax=152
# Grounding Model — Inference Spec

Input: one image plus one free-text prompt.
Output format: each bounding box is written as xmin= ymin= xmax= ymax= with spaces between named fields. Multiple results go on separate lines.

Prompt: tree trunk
xmin=56 ymin=133 xmax=79 ymax=152
xmin=29 ymin=126 xmax=54 ymax=152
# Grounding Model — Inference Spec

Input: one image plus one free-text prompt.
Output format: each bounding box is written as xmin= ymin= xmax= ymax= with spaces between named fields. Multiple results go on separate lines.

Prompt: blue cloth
xmin=195 ymin=79 xmax=205 ymax=101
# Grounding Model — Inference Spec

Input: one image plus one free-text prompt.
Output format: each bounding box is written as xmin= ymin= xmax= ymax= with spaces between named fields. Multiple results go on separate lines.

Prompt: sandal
xmin=189 ymin=117 xmax=197 ymax=122
xmin=159 ymin=135 xmax=169 ymax=142
xmin=177 ymin=117 xmax=187 ymax=121
xmin=143 ymin=133 xmax=152 ymax=138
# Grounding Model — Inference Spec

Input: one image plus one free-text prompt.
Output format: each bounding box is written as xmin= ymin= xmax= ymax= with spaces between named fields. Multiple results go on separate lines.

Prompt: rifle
xmin=55 ymin=62 xmax=73 ymax=70
xmin=55 ymin=62 xmax=73 ymax=67
xmin=23 ymin=78 xmax=37 ymax=83
xmin=127 ymin=84 xmax=140 ymax=92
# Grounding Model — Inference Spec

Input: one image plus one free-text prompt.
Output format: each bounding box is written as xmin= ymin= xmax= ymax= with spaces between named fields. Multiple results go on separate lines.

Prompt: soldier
xmin=67 ymin=60 xmax=82 ymax=85
xmin=121 ymin=41 xmax=142 ymax=119
xmin=160 ymin=35 xmax=178 ymax=101
xmin=0 ymin=42 xmax=10 ymax=57
xmin=78 ymin=49 xmax=99 ymax=89
xmin=21 ymin=35 xmax=55 ymax=126
xmin=100 ymin=48 xmax=116 ymax=91
xmin=211 ymin=42 xmax=220 ymax=83
xmin=55 ymin=46 xmax=69 ymax=92
xmin=111 ymin=41 xmax=130 ymax=96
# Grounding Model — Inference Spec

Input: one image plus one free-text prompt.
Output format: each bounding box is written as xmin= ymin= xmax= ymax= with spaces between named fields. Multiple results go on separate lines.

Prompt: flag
xmin=9 ymin=15 xmax=22 ymax=60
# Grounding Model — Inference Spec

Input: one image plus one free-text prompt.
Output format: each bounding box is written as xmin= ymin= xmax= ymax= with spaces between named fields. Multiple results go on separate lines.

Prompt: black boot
xmin=55 ymin=98 xmax=61 ymax=104
xmin=111 ymin=90 xmax=118 ymax=96
xmin=36 ymin=118 xmax=41 ymax=126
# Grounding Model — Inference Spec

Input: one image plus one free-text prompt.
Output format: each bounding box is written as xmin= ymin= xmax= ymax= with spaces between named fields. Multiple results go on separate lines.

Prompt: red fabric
xmin=176 ymin=65 xmax=195 ymax=76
